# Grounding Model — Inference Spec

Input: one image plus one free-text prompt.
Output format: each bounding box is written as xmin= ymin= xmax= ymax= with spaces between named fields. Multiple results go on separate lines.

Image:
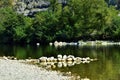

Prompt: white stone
xmin=36 ymin=43 xmax=40 ymax=46
xmin=57 ymin=55 xmax=62 ymax=58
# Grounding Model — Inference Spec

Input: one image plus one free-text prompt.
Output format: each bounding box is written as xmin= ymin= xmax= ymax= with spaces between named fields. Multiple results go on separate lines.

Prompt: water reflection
xmin=0 ymin=45 xmax=120 ymax=80
xmin=39 ymin=60 xmax=96 ymax=69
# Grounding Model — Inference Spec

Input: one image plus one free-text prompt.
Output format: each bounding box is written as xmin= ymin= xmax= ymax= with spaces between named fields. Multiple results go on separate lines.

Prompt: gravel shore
xmin=0 ymin=59 xmax=71 ymax=80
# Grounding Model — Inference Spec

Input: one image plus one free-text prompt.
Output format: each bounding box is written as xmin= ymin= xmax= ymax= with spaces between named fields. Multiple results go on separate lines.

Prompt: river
xmin=0 ymin=45 xmax=120 ymax=80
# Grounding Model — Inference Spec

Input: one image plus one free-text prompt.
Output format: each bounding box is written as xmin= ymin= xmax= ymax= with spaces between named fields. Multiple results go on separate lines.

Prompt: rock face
xmin=14 ymin=0 xmax=66 ymax=16
xmin=14 ymin=0 xmax=49 ymax=16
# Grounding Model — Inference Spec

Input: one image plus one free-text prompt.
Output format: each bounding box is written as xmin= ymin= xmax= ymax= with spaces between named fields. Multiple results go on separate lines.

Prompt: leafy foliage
xmin=0 ymin=0 xmax=119 ymax=44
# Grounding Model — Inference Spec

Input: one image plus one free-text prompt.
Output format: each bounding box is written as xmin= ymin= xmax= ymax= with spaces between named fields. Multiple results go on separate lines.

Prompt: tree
xmin=0 ymin=7 xmax=27 ymax=43
xmin=0 ymin=0 xmax=14 ymax=8
xmin=66 ymin=0 xmax=117 ymax=40
xmin=0 ymin=0 xmax=119 ymax=44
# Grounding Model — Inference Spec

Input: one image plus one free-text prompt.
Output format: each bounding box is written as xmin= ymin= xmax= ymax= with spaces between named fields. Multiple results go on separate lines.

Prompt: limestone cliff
xmin=14 ymin=0 xmax=66 ymax=16
xmin=14 ymin=0 xmax=50 ymax=16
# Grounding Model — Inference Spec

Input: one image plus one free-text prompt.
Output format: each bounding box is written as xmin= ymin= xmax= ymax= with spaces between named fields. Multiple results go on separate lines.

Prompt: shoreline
xmin=0 ymin=59 xmax=71 ymax=80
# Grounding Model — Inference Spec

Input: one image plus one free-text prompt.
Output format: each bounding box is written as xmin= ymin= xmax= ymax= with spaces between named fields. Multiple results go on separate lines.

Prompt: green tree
xmin=66 ymin=0 xmax=117 ymax=40
xmin=0 ymin=7 xmax=27 ymax=43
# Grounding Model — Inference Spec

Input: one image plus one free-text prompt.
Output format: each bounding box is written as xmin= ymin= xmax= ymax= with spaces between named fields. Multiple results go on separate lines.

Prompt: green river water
xmin=0 ymin=45 xmax=120 ymax=80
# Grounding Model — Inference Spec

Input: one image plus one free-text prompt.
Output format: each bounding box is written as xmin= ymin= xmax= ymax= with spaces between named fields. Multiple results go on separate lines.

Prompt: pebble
xmin=0 ymin=59 xmax=71 ymax=80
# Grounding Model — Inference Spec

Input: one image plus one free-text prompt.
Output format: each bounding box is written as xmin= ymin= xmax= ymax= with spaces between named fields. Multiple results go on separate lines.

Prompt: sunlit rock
xmin=67 ymin=55 xmax=75 ymax=60
xmin=77 ymin=76 xmax=81 ymax=80
xmin=81 ymin=58 xmax=87 ymax=61
xmin=51 ymin=64 xmax=56 ymax=68
xmin=75 ymin=57 xmax=82 ymax=61
xmin=82 ymin=60 xmax=90 ymax=64
xmin=60 ymin=55 xmax=67 ymax=62
xmin=81 ymin=77 xmax=90 ymax=80
xmin=46 ymin=62 xmax=52 ymax=65
xmin=58 ymin=58 xmax=62 ymax=62
xmin=59 ymin=42 xmax=63 ymax=46
xmin=63 ymin=62 xmax=67 ymax=67
xmin=50 ymin=57 xmax=54 ymax=61
xmin=46 ymin=58 xmax=51 ymax=62
xmin=101 ymin=41 xmax=108 ymax=45
xmin=49 ymin=42 xmax=53 ymax=46
xmin=39 ymin=57 xmax=47 ymax=62
xmin=61 ymin=58 xmax=66 ymax=62
xmin=53 ymin=58 xmax=57 ymax=62
xmin=67 ymin=62 xmax=76 ymax=67
xmin=50 ymin=62 xmax=55 ymax=65
xmin=62 ymin=42 xmax=67 ymax=46
xmin=75 ymin=61 xmax=81 ymax=64
xmin=36 ymin=43 xmax=40 ymax=46
xmin=66 ymin=71 xmax=72 ymax=76
xmin=69 ymin=42 xmax=78 ymax=45
xmin=67 ymin=58 xmax=73 ymax=62
xmin=73 ymin=57 xmax=77 ymax=61
xmin=72 ymin=61 xmax=76 ymax=66
xmin=78 ymin=41 xmax=87 ymax=45
xmin=53 ymin=41 xmax=79 ymax=46
xmin=54 ymin=41 xmax=58 ymax=45
xmin=40 ymin=62 xmax=47 ymax=66
xmin=63 ymin=55 xmax=67 ymax=60
xmin=90 ymin=58 xmax=98 ymax=61
xmin=58 ymin=62 xmax=62 ymax=68
xmin=86 ymin=57 xmax=90 ymax=61
xmin=46 ymin=65 xmax=52 ymax=69
xmin=67 ymin=61 xmax=74 ymax=67
xmin=3 ymin=56 xmax=9 ymax=60
xmin=38 ymin=55 xmax=98 ymax=68
xmin=7 ymin=56 xmax=17 ymax=60
xmin=57 ymin=54 xmax=62 ymax=59
xmin=81 ymin=57 xmax=92 ymax=63
xmin=46 ymin=57 xmax=55 ymax=62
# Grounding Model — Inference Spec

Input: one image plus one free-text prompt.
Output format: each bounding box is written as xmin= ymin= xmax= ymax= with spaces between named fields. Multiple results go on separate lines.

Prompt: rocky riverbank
xmin=0 ymin=59 xmax=71 ymax=80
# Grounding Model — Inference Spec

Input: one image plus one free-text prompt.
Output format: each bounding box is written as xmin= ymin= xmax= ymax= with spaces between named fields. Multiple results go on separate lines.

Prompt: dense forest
xmin=0 ymin=0 xmax=120 ymax=44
